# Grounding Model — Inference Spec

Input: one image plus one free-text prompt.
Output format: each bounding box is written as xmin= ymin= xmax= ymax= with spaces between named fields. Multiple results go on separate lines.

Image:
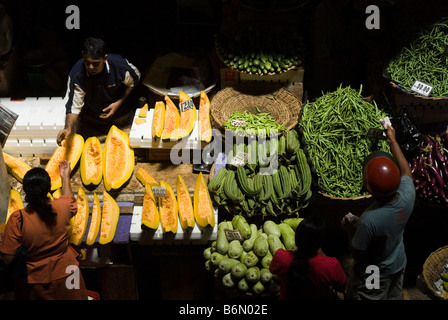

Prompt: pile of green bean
xmin=223 ymin=109 xmax=286 ymax=136
xmin=387 ymin=18 xmax=448 ymax=97
xmin=299 ymin=85 xmax=390 ymax=198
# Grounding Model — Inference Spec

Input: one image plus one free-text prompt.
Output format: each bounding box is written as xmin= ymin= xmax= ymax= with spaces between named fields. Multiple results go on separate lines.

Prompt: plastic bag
xmin=391 ymin=106 xmax=422 ymax=159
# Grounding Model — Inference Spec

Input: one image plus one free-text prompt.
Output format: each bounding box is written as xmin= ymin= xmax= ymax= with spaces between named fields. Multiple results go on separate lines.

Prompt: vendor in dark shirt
xmin=57 ymin=37 xmax=140 ymax=145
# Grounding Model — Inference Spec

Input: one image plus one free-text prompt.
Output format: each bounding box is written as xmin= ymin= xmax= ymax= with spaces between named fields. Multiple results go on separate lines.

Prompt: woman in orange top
xmin=0 ymin=160 xmax=88 ymax=300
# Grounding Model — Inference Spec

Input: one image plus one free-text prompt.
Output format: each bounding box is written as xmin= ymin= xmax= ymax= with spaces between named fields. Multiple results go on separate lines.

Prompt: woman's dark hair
xmin=285 ymin=215 xmax=326 ymax=299
xmin=23 ymin=167 xmax=55 ymax=224
xmin=82 ymin=37 xmax=107 ymax=58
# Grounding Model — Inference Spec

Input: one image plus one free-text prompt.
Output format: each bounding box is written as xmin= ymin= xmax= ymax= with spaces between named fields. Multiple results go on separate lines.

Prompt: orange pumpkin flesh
xmin=158 ymin=180 xmax=178 ymax=233
xmin=6 ymin=189 xmax=24 ymax=222
xmin=99 ymin=190 xmax=120 ymax=244
xmin=177 ymin=91 xmax=197 ymax=140
xmin=45 ymin=133 xmax=84 ymax=190
xmin=141 ymin=183 xmax=160 ymax=230
xmin=199 ymin=90 xmax=212 ymax=143
xmin=161 ymin=95 xmax=180 ymax=140
xmin=86 ymin=192 xmax=101 ymax=245
xmin=194 ymin=172 xmax=215 ymax=228
xmin=70 ymin=188 xmax=89 ymax=246
xmin=3 ymin=152 xmax=31 ymax=183
xmin=80 ymin=136 xmax=103 ymax=186
xmin=176 ymin=174 xmax=195 ymax=229
xmin=152 ymin=101 xmax=165 ymax=138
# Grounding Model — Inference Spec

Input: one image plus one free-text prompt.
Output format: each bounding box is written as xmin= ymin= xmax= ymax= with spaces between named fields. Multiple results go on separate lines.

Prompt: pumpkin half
xmin=177 ymin=91 xmax=197 ymax=140
xmin=3 ymin=152 xmax=32 ymax=183
xmin=70 ymin=188 xmax=89 ymax=246
xmin=141 ymin=183 xmax=160 ymax=230
xmin=99 ymin=190 xmax=120 ymax=244
xmin=161 ymin=95 xmax=180 ymax=140
xmin=138 ymin=103 xmax=148 ymax=118
xmin=80 ymin=136 xmax=103 ymax=186
xmin=151 ymin=101 xmax=165 ymax=138
xmin=158 ymin=180 xmax=178 ymax=233
xmin=136 ymin=167 xmax=159 ymax=187
xmin=86 ymin=192 xmax=101 ymax=245
xmin=7 ymin=189 xmax=24 ymax=222
xmin=103 ymin=125 xmax=135 ymax=191
xmin=194 ymin=172 xmax=215 ymax=228
xmin=45 ymin=133 xmax=84 ymax=190
xmin=199 ymin=90 xmax=212 ymax=143
xmin=176 ymin=174 xmax=195 ymax=229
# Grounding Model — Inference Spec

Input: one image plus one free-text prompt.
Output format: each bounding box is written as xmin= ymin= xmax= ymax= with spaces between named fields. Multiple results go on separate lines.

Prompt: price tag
xmin=152 ymin=186 xmax=167 ymax=197
xmin=411 ymin=80 xmax=433 ymax=96
xmin=179 ymin=99 xmax=194 ymax=112
xmin=224 ymin=229 xmax=244 ymax=242
xmin=230 ymin=151 xmax=248 ymax=167
xmin=230 ymin=119 xmax=246 ymax=127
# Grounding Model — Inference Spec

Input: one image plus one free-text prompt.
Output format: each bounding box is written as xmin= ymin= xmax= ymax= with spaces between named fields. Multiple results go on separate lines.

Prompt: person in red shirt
xmin=270 ymin=215 xmax=346 ymax=300
xmin=0 ymin=160 xmax=88 ymax=300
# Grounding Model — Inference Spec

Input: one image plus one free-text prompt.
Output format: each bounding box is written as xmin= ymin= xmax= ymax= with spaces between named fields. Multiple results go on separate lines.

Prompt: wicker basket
xmin=422 ymin=245 xmax=448 ymax=300
xmin=211 ymin=86 xmax=301 ymax=137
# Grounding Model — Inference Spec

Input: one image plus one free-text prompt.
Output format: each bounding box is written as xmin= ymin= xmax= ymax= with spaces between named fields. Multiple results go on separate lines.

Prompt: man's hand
xmin=57 ymin=128 xmax=72 ymax=146
xmin=100 ymin=101 xmax=122 ymax=119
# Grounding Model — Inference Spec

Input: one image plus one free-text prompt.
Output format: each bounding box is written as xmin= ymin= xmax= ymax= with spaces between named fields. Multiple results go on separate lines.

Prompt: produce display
xmin=208 ymin=129 xmax=312 ymax=217
xmin=203 ymin=216 xmax=303 ymax=295
xmin=223 ymin=109 xmax=286 ymax=136
xmin=410 ymin=132 xmax=448 ymax=204
xmin=139 ymin=171 xmax=215 ymax=232
xmin=215 ymin=27 xmax=304 ymax=75
xmin=299 ymin=86 xmax=390 ymax=198
xmin=386 ymin=17 xmax=448 ymax=97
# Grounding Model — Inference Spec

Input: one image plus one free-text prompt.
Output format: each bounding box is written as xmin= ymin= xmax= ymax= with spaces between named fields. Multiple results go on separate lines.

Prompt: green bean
xmin=387 ymin=17 xmax=448 ymax=97
xmin=299 ymin=85 xmax=390 ymax=198
xmin=223 ymin=110 xmax=286 ymax=136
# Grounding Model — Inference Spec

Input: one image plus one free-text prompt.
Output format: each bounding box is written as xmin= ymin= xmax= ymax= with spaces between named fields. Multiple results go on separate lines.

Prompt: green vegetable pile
xmin=215 ymin=27 xmax=304 ymax=75
xmin=299 ymin=85 xmax=390 ymax=198
xmin=387 ymin=18 xmax=448 ymax=97
xmin=223 ymin=109 xmax=286 ymax=136
xmin=204 ymin=215 xmax=303 ymax=295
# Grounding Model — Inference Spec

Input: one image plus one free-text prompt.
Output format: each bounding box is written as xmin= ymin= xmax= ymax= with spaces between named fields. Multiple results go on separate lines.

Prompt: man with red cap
xmin=342 ymin=124 xmax=415 ymax=300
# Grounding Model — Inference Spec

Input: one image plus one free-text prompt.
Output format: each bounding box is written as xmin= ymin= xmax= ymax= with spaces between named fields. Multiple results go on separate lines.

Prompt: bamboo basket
xmin=422 ymin=245 xmax=448 ymax=300
xmin=210 ymin=86 xmax=301 ymax=138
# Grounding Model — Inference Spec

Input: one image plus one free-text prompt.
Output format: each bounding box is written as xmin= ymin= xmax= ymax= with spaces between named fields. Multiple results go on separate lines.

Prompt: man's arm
xmin=386 ymin=125 xmax=412 ymax=177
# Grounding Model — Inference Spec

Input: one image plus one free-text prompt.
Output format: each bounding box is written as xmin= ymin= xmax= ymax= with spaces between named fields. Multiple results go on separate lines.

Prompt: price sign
xmin=179 ymin=99 xmax=194 ymax=112
xmin=411 ymin=80 xmax=433 ymax=97
xmin=230 ymin=151 xmax=248 ymax=167
xmin=224 ymin=229 xmax=244 ymax=242
xmin=230 ymin=119 xmax=246 ymax=127
xmin=152 ymin=186 xmax=167 ymax=197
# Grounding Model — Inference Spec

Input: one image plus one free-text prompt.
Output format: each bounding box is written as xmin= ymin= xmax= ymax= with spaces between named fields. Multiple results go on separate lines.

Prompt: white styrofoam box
xmin=129 ymin=107 xmax=202 ymax=150
xmin=1 ymin=97 xmax=66 ymax=155
xmin=130 ymin=205 xmax=217 ymax=244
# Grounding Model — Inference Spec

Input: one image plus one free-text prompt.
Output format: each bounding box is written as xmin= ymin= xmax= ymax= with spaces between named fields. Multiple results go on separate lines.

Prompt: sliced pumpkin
xmin=136 ymin=167 xmax=159 ymax=187
xmin=80 ymin=136 xmax=103 ymax=186
xmin=3 ymin=152 xmax=31 ymax=183
xmin=7 ymin=189 xmax=24 ymax=222
xmin=45 ymin=133 xmax=84 ymax=190
xmin=99 ymin=190 xmax=120 ymax=244
xmin=138 ymin=103 xmax=148 ymax=118
xmin=103 ymin=125 xmax=135 ymax=191
xmin=158 ymin=180 xmax=178 ymax=233
xmin=70 ymin=188 xmax=89 ymax=246
xmin=194 ymin=172 xmax=215 ymax=228
xmin=151 ymin=101 xmax=165 ymax=138
xmin=177 ymin=91 xmax=197 ymax=140
xmin=199 ymin=90 xmax=212 ymax=143
xmin=86 ymin=192 xmax=101 ymax=245
xmin=176 ymin=174 xmax=195 ymax=229
xmin=161 ymin=95 xmax=180 ymax=140
xmin=141 ymin=183 xmax=160 ymax=229
xmin=134 ymin=118 xmax=146 ymax=125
